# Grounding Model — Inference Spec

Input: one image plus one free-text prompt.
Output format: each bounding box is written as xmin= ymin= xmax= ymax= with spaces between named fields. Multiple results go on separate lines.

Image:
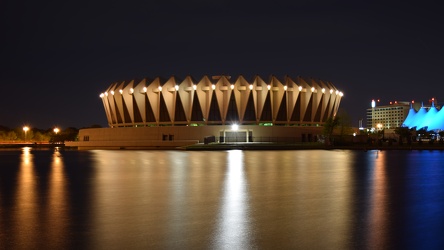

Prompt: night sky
xmin=1 ymin=1 xmax=443 ymax=129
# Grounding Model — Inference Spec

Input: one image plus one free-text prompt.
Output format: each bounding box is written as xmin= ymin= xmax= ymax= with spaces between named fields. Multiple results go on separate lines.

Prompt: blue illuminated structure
xmin=403 ymin=101 xmax=443 ymax=131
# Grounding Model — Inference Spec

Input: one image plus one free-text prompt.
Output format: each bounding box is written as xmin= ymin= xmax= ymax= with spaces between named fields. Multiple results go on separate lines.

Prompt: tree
xmin=323 ymin=116 xmax=340 ymax=145
xmin=395 ymin=127 xmax=412 ymax=145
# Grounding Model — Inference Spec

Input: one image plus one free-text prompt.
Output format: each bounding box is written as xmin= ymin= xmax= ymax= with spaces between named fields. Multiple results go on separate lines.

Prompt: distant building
xmin=66 ymin=75 xmax=345 ymax=149
xmin=367 ymin=98 xmax=443 ymax=132
xmin=366 ymin=100 xmax=410 ymax=131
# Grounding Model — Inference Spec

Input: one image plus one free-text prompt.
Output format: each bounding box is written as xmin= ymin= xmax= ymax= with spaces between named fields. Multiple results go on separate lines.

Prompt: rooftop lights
xmin=249 ymin=84 xmax=253 ymax=90
xmin=129 ymin=88 xmax=134 ymax=94
xmin=267 ymin=85 xmax=271 ymax=90
xmin=105 ymin=92 xmax=108 ymax=96
xmin=231 ymin=84 xmax=234 ymax=90
xmin=100 ymin=93 xmax=105 ymax=98
xmin=335 ymin=90 xmax=339 ymax=95
xmin=298 ymin=86 xmax=302 ymax=91
xmin=339 ymin=92 xmax=344 ymax=97
xmin=212 ymin=84 xmax=216 ymax=90
xmin=284 ymin=86 xmax=287 ymax=91
xmin=143 ymin=87 xmax=147 ymax=92
xmin=193 ymin=85 xmax=197 ymax=90
xmin=110 ymin=90 xmax=115 ymax=95
xmin=311 ymin=87 xmax=315 ymax=92
xmin=119 ymin=89 xmax=123 ymax=94
xmin=322 ymin=88 xmax=325 ymax=93
xmin=158 ymin=86 xmax=162 ymax=91
xmin=175 ymin=85 xmax=179 ymax=91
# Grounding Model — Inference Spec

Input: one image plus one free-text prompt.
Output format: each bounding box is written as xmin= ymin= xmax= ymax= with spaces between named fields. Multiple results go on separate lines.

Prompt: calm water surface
xmin=1 ymin=148 xmax=444 ymax=249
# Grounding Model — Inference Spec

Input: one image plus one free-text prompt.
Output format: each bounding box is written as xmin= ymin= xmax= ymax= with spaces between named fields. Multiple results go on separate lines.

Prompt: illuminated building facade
xmin=366 ymin=100 xmax=410 ymax=131
xmin=66 ymin=75 xmax=345 ymax=149
xmin=100 ymin=75 xmax=343 ymax=127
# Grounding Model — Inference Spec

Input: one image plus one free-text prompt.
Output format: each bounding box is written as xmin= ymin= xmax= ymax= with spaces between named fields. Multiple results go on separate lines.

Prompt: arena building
xmin=66 ymin=75 xmax=344 ymax=149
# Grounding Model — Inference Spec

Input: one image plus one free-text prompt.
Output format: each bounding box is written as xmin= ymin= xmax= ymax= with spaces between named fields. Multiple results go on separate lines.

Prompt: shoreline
xmin=183 ymin=142 xmax=444 ymax=151
xmin=2 ymin=142 xmax=444 ymax=151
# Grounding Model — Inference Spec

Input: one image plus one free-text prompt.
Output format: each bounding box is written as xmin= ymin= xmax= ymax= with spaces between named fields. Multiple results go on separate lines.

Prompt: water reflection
xmin=367 ymin=150 xmax=389 ymax=249
xmin=212 ymin=150 xmax=252 ymax=249
xmin=46 ymin=148 xmax=68 ymax=248
xmin=1 ymin=149 xmax=444 ymax=249
xmin=13 ymin=147 xmax=38 ymax=249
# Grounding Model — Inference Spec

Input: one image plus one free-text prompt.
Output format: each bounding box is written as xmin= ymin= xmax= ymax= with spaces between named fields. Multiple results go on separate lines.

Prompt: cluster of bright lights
xmin=99 ymin=84 xmax=344 ymax=98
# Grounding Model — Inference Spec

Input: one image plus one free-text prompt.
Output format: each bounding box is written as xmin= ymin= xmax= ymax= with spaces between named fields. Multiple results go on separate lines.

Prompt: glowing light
xmin=249 ymin=84 xmax=253 ymax=90
xmin=100 ymin=93 xmax=104 ymax=98
xmin=371 ymin=99 xmax=376 ymax=108
xmin=105 ymin=92 xmax=108 ymax=96
xmin=110 ymin=90 xmax=115 ymax=95
xmin=231 ymin=84 xmax=234 ymax=90
xmin=284 ymin=85 xmax=287 ymax=91
xmin=23 ymin=126 xmax=29 ymax=141
xmin=175 ymin=85 xmax=179 ymax=91
xmin=212 ymin=84 xmax=216 ymax=90
xmin=143 ymin=87 xmax=147 ymax=92
xmin=311 ymin=87 xmax=315 ymax=92
xmin=53 ymin=128 xmax=60 ymax=134
xmin=129 ymin=88 xmax=134 ymax=94
xmin=330 ymin=89 xmax=333 ymax=94
xmin=158 ymin=86 xmax=162 ymax=91
xmin=298 ymin=86 xmax=302 ymax=91
xmin=119 ymin=89 xmax=123 ymax=94
xmin=231 ymin=124 xmax=239 ymax=131
xmin=267 ymin=85 xmax=271 ymax=90
xmin=353 ymin=132 xmax=356 ymax=136
xmin=322 ymin=88 xmax=325 ymax=93
xmin=339 ymin=92 xmax=344 ymax=97
xmin=193 ymin=85 xmax=197 ymax=90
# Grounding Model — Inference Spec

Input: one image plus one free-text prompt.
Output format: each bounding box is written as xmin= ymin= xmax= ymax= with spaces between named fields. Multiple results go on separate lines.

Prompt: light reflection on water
xmin=1 ymin=149 xmax=444 ymax=249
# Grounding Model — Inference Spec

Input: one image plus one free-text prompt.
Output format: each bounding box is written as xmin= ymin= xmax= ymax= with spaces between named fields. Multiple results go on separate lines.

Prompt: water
xmin=1 ymin=148 xmax=444 ymax=249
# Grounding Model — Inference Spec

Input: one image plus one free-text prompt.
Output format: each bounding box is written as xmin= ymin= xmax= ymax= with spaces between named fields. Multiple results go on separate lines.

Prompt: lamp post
xmin=23 ymin=126 xmax=29 ymax=142
xmin=53 ymin=127 xmax=60 ymax=143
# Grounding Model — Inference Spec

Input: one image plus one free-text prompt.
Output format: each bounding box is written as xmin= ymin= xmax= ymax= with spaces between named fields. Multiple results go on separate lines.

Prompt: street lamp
xmin=53 ymin=127 xmax=60 ymax=134
xmin=23 ymin=126 xmax=29 ymax=142
xmin=377 ymin=123 xmax=382 ymax=130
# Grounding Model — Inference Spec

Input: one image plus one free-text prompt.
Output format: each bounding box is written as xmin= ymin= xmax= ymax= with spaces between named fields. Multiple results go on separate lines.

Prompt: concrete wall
xmin=75 ymin=125 xmax=324 ymax=143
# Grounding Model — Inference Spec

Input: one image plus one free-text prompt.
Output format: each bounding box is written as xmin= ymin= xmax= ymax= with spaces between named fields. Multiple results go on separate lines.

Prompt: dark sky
xmin=1 ymin=0 xmax=443 ymax=129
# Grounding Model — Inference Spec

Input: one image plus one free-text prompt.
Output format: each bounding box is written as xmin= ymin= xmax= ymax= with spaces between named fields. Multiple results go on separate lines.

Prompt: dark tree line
xmin=0 ymin=125 xmax=101 ymax=142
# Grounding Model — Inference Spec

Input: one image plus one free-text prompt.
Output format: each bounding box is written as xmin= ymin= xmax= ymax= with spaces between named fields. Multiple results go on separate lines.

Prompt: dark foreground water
xmin=1 ymin=148 xmax=444 ymax=249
